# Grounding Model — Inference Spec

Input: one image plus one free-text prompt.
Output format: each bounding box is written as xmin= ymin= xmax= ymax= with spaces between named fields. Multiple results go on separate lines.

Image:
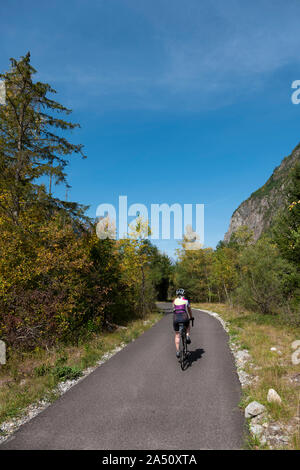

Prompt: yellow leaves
xmin=288 ymin=200 xmax=300 ymax=211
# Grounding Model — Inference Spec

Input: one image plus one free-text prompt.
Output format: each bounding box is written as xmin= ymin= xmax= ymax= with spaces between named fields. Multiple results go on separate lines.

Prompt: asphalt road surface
xmin=1 ymin=303 xmax=244 ymax=450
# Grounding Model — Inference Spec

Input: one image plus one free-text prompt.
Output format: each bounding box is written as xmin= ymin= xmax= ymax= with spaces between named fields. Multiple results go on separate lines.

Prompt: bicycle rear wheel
xmin=179 ymin=333 xmax=187 ymax=370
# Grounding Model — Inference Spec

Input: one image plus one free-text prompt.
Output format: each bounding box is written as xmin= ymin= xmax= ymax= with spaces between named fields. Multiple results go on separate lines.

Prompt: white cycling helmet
xmin=176 ymin=288 xmax=185 ymax=297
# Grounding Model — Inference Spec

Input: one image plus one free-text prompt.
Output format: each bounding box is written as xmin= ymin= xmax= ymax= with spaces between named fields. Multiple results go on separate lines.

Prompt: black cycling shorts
xmin=173 ymin=317 xmax=190 ymax=332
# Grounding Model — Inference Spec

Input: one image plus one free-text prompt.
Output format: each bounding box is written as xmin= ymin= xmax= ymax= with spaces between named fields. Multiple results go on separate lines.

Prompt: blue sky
xmin=1 ymin=0 xmax=300 ymax=258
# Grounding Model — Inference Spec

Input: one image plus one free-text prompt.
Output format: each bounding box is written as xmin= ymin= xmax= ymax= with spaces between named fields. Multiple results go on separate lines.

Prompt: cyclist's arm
xmin=187 ymin=303 xmax=193 ymax=319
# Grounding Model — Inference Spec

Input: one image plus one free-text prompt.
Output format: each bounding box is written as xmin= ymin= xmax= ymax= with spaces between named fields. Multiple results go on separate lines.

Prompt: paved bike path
xmin=1 ymin=304 xmax=244 ymax=449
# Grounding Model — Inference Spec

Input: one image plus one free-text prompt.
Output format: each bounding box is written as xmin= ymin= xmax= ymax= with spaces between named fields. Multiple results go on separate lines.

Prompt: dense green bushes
xmin=234 ymin=238 xmax=297 ymax=314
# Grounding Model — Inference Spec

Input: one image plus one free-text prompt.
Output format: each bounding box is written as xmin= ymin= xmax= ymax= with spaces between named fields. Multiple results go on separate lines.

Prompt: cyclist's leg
xmin=175 ymin=332 xmax=180 ymax=351
xmin=173 ymin=319 xmax=180 ymax=355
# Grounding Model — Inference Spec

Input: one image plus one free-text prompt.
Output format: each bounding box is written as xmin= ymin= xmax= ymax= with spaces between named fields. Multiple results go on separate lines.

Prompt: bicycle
xmin=178 ymin=317 xmax=194 ymax=370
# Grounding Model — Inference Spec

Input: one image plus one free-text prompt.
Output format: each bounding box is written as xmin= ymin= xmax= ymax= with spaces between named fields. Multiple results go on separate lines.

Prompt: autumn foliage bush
xmin=0 ymin=208 xmax=169 ymax=350
xmin=0 ymin=213 xmax=111 ymax=349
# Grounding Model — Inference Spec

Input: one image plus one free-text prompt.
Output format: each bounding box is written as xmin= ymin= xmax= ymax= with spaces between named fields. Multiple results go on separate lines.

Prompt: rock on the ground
xmin=267 ymin=388 xmax=282 ymax=404
xmin=250 ymin=423 xmax=263 ymax=436
xmin=289 ymin=373 xmax=300 ymax=385
xmin=251 ymin=414 xmax=266 ymax=425
xmin=260 ymin=435 xmax=267 ymax=445
xmin=245 ymin=401 xmax=266 ymax=418
xmin=235 ymin=349 xmax=251 ymax=365
xmin=250 ymin=423 xmax=267 ymax=444
xmin=237 ymin=370 xmax=252 ymax=387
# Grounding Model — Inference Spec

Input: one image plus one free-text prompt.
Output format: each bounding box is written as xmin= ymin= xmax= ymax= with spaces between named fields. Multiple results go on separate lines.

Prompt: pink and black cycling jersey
xmin=173 ymin=297 xmax=190 ymax=322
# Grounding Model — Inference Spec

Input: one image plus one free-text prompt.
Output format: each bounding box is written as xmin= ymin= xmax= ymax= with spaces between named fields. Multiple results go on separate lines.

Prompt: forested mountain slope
xmin=224 ymin=144 xmax=300 ymax=242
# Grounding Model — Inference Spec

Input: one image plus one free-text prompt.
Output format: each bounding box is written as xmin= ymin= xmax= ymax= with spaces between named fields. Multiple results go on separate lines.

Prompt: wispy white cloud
xmin=2 ymin=0 xmax=300 ymax=111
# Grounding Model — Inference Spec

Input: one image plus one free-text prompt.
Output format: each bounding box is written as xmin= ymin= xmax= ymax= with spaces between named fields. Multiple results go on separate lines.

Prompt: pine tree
xmin=0 ymin=52 xmax=86 ymax=224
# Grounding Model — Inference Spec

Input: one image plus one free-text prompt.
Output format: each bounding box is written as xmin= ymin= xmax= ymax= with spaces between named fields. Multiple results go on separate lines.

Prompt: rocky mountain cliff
xmin=224 ymin=144 xmax=300 ymax=242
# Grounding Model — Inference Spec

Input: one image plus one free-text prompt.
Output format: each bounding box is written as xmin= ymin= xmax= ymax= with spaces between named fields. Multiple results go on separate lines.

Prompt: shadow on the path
xmin=188 ymin=348 xmax=205 ymax=367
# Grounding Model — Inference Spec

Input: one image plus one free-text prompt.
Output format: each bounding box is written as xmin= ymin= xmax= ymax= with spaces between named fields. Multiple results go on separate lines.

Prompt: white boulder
xmin=267 ymin=388 xmax=282 ymax=404
xmin=245 ymin=401 xmax=266 ymax=418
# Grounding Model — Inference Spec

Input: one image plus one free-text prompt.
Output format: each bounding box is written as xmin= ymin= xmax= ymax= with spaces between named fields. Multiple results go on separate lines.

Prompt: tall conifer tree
xmin=0 ymin=52 xmax=86 ymax=224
